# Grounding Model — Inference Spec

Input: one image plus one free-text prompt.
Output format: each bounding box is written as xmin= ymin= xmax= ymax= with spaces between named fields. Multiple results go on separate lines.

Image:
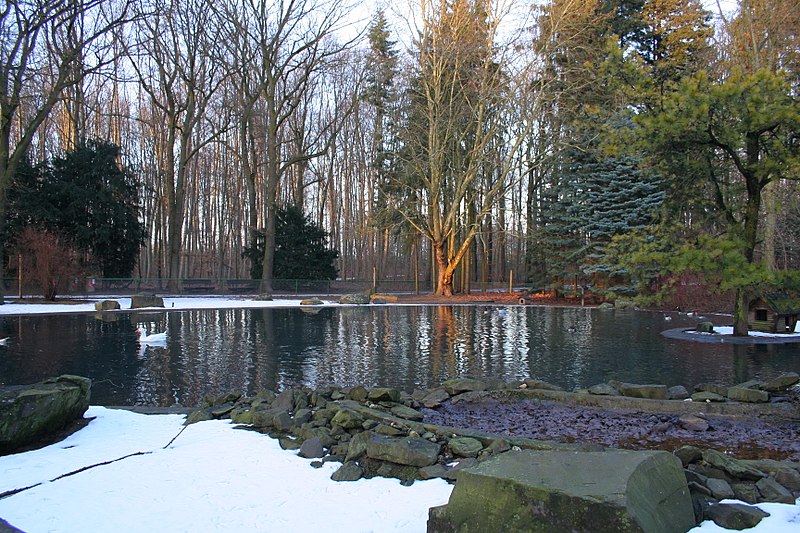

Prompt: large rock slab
xmin=0 ymin=375 xmax=91 ymax=454
xmin=427 ymin=449 xmax=694 ymax=533
xmin=366 ymin=433 xmax=441 ymax=467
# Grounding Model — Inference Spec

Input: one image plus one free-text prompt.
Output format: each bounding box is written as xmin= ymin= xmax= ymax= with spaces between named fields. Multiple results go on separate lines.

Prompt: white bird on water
xmin=136 ymin=326 xmax=167 ymax=344
xmin=0 ymin=337 xmax=10 ymax=345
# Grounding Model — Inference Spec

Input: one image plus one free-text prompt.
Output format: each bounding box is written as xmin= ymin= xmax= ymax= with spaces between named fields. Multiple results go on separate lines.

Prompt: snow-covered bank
xmin=0 ymin=407 xmax=453 ymax=532
xmin=0 ymin=296 xmax=327 ymax=315
xmin=0 ymin=408 xmax=796 ymax=532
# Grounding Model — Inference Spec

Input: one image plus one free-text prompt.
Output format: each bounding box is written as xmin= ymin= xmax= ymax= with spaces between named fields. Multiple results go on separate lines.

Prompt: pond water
xmin=1 ymin=306 xmax=798 ymax=407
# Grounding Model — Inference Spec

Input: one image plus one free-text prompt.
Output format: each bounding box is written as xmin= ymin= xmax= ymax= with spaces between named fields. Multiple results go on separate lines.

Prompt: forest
xmin=1 ymin=1 xmax=799 ymax=322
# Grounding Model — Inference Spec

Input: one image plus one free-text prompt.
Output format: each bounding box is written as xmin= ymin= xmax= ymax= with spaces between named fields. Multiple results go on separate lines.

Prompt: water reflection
xmin=1 ymin=306 xmax=798 ymax=407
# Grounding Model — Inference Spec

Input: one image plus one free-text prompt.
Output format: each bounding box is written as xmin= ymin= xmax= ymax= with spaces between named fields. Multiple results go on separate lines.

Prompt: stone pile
xmin=186 ymin=378 xmax=584 ymax=485
xmin=676 ymin=445 xmax=800 ymax=527
xmin=583 ymin=372 xmax=799 ymax=404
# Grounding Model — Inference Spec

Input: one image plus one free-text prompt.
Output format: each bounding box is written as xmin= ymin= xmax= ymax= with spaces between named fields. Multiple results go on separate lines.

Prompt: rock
xmin=427 ymin=449 xmax=694 ymax=533
xmin=273 ymin=410 xmax=294 ymax=432
xmin=774 ymin=468 xmax=800 ymax=492
xmin=299 ymin=298 xmax=324 ymax=306
xmin=755 ymin=477 xmax=796 ymax=504
xmin=368 ymin=387 xmax=401 ymax=403
xmin=130 ymin=294 xmax=164 ymax=309
xmin=608 ymin=381 xmax=668 ymax=400
xmin=691 ymin=391 xmax=727 ymax=402
xmin=442 ymin=378 xmax=487 ymax=396
xmin=331 ymin=408 xmax=365 ymax=430
xmin=441 ymin=458 xmax=480 ymax=482
xmin=588 ymin=383 xmax=620 ymax=396
xmin=705 ymin=478 xmax=735 ymax=500
xmin=0 ymin=375 xmax=91 ymax=454
xmin=678 ymin=414 xmax=709 ymax=432
xmin=330 ymin=461 xmax=364 ymax=481
xmin=338 ymin=293 xmax=370 ymax=304
xmin=732 ymin=482 xmax=759 ymax=504
xmin=366 ymin=434 xmax=441 ymax=467
xmin=0 ymin=518 xmax=25 ymax=533
xmin=705 ymin=503 xmax=770 ymax=530
xmin=667 ymin=385 xmax=690 ymax=400
xmin=696 ymin=322 xmax=714 ymax=333
xmin=764 ymin=372 xmax=800 ymax=392
xmin=185 ymin=407 xmax=214 ymax=425
xmin=694 ymin=383 xmax=729 ymax=396
xmin=344 ymin=431 xmax=371 ymax=462
xmin=421 ymin=388 xmax=451 ymax=408
xmin=598 ymin=302 xmax=614 ymax=310
xmin=702 ymin=449 xmax=765 ymax=481
xmin=375 ymin=424 xmax=404 ymax=436
xmin=522 ymin=379 xmax=564 ymax=391
xmin=298 ymin=437 xmax=325 ymax=459
xmin=448 ymin=437 xmax=483 ymax=458
xmin=674 ymin=446 xmax=703 ymax=466
xmin=390 ymin=404 xmax=424 ymax=421
xmin=94 ymin=300 xmax=120 ymax=311
xmin=419 ymin=464 xmax=448 ymax=480
xmin=347 ymin=385 xmax=369 ymax=402
xmin=727 ymin=386 xmax=769 ymax=403
xmin=734 ymin=379 xmax=766 ymax=390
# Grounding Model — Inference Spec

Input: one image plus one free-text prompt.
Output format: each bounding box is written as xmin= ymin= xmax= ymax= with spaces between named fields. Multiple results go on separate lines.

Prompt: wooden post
xmin=18 ymin=254 xmax=22 ymax=299
xmin=509 ymin=270 xmax=513 ymax=293
xmin=373 ymin=265 xmax=377 ymax=294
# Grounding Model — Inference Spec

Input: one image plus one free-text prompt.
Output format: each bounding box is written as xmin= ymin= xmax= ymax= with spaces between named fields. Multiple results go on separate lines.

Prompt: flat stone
xmin=706 ymin=478 xmax=735 ymax=500
xmin=522 ymin=379 xmax=563 ymax=391
xmin=338 ymin=293 xmax=370 ymax=304
xmin=705 ymin=503 xmax=770 ymax=530
xmin=756 ymin=477 xmax=796 ymax=504
xmin=764 ymin=372 xmax=800 ymax=392
xmin=427 ymin=449 xmax=694 ymax=533
xmin=609 ymin=381 xmax=668 ymax=400
xmin=366 ymin=434 xmax=441 ymax=467
xmin=674 ymin=446 xmax=703 ymax=466
xmin=702 ymin=449 xmax=765 ymax=481
xmin=422 ymin=388 xmax=451 ymax=408
xmin=299 ymin=298 xmax=324 ymax=305
xmin=419 ymin=464 xmax=448 ymax=480
xmin=390 ymin=404 xmax=424 ymax=421
xmin=130 ymin=294 xmax=164 ymax=308
xmin=727 ymin=386 xmax=769 ymax=403
xmin=695 ymin=383 xmax=729 ymax=396
xmin=442 ymin=378 xmax=487 ymax=396
xmin=732 ymin=482 xmax=759 ymax=504
xmin=447 ymin=437 xmax=483 ymax=458
xmin=691 ymin=391 xmax=727 ymax=402
xmin=331 ymin=408 xmax=365 ymax=430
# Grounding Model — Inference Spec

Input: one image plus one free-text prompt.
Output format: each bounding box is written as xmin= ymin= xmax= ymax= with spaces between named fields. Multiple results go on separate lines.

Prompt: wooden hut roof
xmin=755 ymin=291 xmax=800 ymax=315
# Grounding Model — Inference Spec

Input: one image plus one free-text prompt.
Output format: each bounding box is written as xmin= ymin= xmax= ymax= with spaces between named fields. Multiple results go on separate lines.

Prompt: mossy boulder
xmin=94 ymin=300 xmax=120 ymax=311
xmin=1 ymin=375 xmax=91 ymax=454
xmin=339 ymin=293 xmax=370 ymax=304
xmin=427 ymin=449 xmax=694 ymax=533
xmin=130 ymin=294 xmax=164 ymax=309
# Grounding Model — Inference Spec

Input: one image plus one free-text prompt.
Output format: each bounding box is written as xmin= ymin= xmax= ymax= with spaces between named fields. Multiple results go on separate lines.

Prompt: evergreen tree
xmin=6 ymin=140 xmax=144 ymax=277
xmin=244 ymin=205 xmax=338 ymax=281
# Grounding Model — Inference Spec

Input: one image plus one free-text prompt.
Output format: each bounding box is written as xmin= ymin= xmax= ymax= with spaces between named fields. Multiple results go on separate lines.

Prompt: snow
xmin=1 ymin=299 xmax=798 ymax=532
xmin=0 ymin=407 xmax=453 ymax=532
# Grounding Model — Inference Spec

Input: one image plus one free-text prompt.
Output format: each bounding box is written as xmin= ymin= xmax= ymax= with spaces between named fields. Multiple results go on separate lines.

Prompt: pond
xmin=1 ymin=305 xmax=798 ymax=407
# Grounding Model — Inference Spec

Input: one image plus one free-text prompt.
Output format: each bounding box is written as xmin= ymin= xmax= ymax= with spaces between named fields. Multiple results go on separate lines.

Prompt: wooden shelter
xmin=748 ymin=292 xmax=800 ymax=333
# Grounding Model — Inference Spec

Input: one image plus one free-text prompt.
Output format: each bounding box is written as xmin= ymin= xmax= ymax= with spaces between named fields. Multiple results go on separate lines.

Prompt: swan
xmin=136 ymin=326 xmax=167 ymax=344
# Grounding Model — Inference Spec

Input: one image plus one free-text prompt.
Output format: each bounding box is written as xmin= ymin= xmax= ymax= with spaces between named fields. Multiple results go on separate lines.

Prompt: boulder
xmin=755 ymin=477 xmax=796 ymax=504
xmin=366 ymin=434 xmax=441 ymax=467
xmin=691 ymin=391 xmax=727 ymax=403
xmin=299 ymin=298 xmax=324 ymax=306
xmin=702 ymin=449 xmax=765 ymax=481
xmin=678 ymin=414 xmax=709 ymax=432
xmin=427 ymin=449 xmax=695 ymax=533
xmin=130 ymin=294 xmax=164 ymax=309
xmin=705 ymin=503 xmax=770 ymax=530
xmin=442 ymin=378 xmax=487 ymax=396
xmin=694 ymin=383 xmax=729 ymax=396
xmin=421 ymin=388 xmax=451 ymax=408
xmin=94 ymin=300 xmax=120 ymax=311
xmin=588 ymin=383 xmax=620 ymax=396
xmin=368 ymin=387 xmax=401 ymax=403
xmin=695 ymin=322 xmax=714 ymax=333
xmin=764 ymin=372 xmax=799 ymax=392
xmin=705 ymin=478 xmax=735 ymax=500
xmin=727 ymin=387 xmax=769 ymax=403
xmin=522 ymin=379 xmax=564 ymax=392
xmin=609 ymin=381 xmax=668 ymax=400
xmin=1 ymin=375 xmax=91 ymax=454
xmin=331 ymin=461 xmax=364 ymax=481
xmin=448 ymin=437 xmax=483 ymax=458
xmin=667 ymin=385 xmax=690 ymax=400
xmin=390 ymin=404 xmax=424 ymax=421
xmin=298 ymin=437 xmax=325 ymax=459
xmin=338 ymin=293 xmax=370 ymax=304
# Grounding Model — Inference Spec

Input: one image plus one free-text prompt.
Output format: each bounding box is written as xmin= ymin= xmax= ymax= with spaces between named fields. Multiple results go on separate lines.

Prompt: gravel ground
xmin=422 ymin=397 xmax=800 ymax=461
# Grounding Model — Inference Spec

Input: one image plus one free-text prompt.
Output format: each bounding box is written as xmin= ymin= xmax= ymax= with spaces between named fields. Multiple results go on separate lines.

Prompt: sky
xmin=1 ymin=296 xmax=797 ymax=532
